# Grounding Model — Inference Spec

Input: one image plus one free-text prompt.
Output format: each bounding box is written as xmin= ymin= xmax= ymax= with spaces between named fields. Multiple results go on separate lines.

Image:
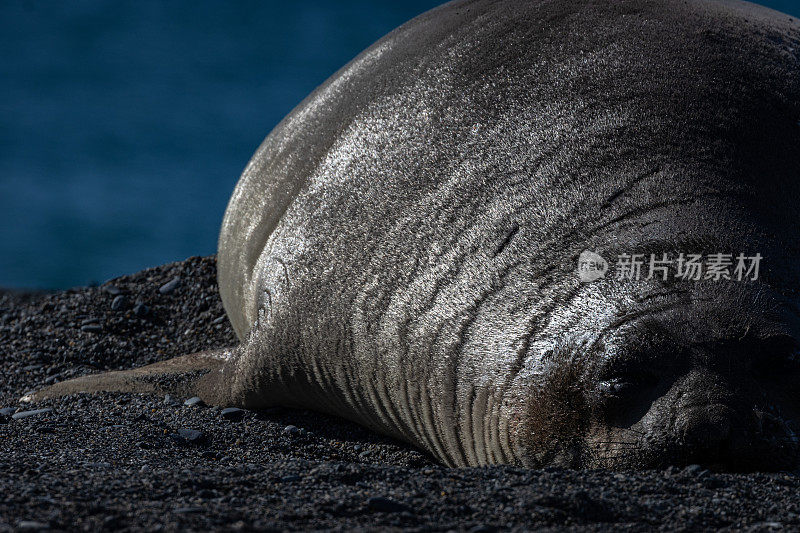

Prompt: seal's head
xmin=520 ymin=282 xmax=800 ymax=472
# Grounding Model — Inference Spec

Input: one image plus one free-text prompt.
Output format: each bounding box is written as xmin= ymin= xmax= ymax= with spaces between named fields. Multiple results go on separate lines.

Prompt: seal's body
xmin=27 ymin=0 xmax=800 ymax=470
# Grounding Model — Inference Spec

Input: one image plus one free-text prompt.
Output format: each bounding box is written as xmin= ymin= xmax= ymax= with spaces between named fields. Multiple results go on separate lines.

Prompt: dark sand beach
xmin=1 ymin=256 xmax=798 ymax=531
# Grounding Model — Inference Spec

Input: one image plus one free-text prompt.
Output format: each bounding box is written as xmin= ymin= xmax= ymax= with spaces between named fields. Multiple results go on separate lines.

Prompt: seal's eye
xmin=594 ymin=363 xmax=664 ymax=426
xmin=596 ymin=354 xmax=661 ymax=397
xmin=597 ymin=378 xmax=636 ymax=398
xmin=595 ymin=361 xmax=661 ymax=404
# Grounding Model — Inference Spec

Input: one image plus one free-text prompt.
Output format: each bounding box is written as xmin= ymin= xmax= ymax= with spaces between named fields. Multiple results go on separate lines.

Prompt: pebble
xmin=0 ymin=407 xmax=16 ymax=417
xmin=17 ymin=521 xmax=49 ymax=530
xmin=184 ymin=397 xmax=205 ymax=407
xmin=111 ymin=295 xmax=129 ymax=311
xmin=283 ymin=425 xmax=300 ymax=436
xmin=133 ymin=303 xmax=149 ymax=317
xmin=159 ymin=277 xmax=181 ymax=295
xmin=80 ymin=324 xmax=103 ymax=334
xmin=164 ymin=395 xmax=179 ymax=406
xmin=366 ymin=496 xmax=409 ymax=513
xmin=682 ymin=464 xmax=708 ymax=478
xmin=103 ymin=284 xmax=122 ymax=296
xmin=213 ymin=315 xmax=227 ymax=325
xmin=174 ymin=507 xmax=203 ymax=514
xmin=12 ymin=408 xmax=53 ymax=420
xmin=468 ymin=526 xmax=496 ymax=533
xmin=221 ymin=408 xmax=245 ymax=421
xmin=175 ymin=429 xmax=205 ymax=443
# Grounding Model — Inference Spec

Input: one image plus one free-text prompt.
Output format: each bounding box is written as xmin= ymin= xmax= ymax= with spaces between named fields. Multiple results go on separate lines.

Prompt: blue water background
xmin=1 ymin=0 xmax=797 ymax=289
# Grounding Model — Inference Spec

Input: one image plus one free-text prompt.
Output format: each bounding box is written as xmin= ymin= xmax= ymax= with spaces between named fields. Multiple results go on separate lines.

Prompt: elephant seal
xmin=23 ymin=0 xmax=800 ymax=471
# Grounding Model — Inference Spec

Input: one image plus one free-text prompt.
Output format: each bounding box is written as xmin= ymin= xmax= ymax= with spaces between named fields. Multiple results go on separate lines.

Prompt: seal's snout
xmin=677 ymin=403 xmax=736 ymax=452
xmin=668 ymin=395 xmax=799 ymax=471
xmin=659 ymin=338 xmax=800 ymax=470
xmin=665 ymin=326 xmax=800 ymax=463
xmin=583 ymin=317 xmax=800 ymax=471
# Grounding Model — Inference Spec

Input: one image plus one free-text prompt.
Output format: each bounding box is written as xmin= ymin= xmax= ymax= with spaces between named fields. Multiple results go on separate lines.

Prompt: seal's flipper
xmin=19 ymin=348 xmax=233 ymax=404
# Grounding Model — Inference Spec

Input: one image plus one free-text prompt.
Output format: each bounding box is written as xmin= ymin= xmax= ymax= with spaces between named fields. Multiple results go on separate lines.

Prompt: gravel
xmin=1 ymin=255 xmax=798 ymax=531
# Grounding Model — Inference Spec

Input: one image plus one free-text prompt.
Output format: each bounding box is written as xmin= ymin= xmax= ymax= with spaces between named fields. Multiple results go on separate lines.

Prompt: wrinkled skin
xmin=25 ymin=0 xmax=800 ymax=470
